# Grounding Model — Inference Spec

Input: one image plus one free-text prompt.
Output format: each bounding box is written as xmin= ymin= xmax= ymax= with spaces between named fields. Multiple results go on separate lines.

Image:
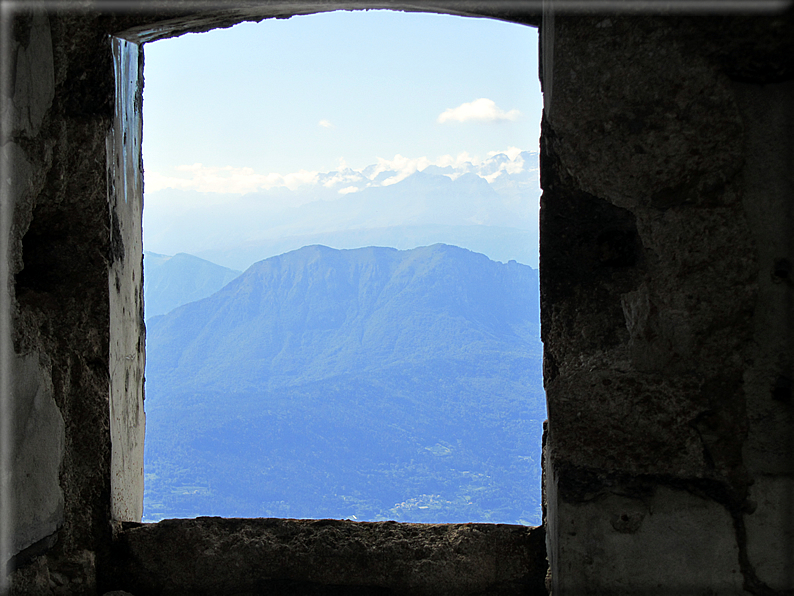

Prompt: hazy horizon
xmin=142 ymin=10 xmax=542 ymax=268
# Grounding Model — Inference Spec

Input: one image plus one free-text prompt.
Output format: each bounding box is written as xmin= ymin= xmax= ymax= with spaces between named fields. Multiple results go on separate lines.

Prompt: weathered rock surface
xmin=105 ymin=518 xmax=548 ymax=596
xmin=540 ymin=11 xmax=793 ymax=595
xmin=4 ymin=4 xmax=792 ymax=596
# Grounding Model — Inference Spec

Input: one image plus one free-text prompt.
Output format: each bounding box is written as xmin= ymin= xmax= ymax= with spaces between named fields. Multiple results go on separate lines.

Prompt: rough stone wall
xmin=106 ymin=36 xmax=145 ymax=526
xmin=540 ymin=12 xmax=793 ymax=595
xmin=5 ymin=9 xmax=118 ymax=595
xmin=1 ymin=4 xmax=543 ymax=595
xmin=734 ymin=78 xmax=794 ymax=594
xmin=2 ymin=3 xmax=792 ymax=596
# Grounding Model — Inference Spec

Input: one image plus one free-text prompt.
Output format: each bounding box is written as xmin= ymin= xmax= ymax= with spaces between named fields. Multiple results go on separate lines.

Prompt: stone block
xmin=107 ymin=518 xmax=548 ymax=596
xmin=548 ymin=483 xmax=744 ymax=595
xmin=745 ymin=475 xmax=794 ymax=591
xmin=9 ymin=12 xmax=54 ymax=139
xmin=9 ymin=353 xmax=64 ymax=559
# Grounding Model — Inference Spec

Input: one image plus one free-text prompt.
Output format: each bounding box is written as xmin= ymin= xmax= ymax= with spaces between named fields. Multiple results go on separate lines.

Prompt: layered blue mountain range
xmin=144 ymin=252 xmax=240 ymax=319
xmin=143 ymin=244 xmax=544 ymax=525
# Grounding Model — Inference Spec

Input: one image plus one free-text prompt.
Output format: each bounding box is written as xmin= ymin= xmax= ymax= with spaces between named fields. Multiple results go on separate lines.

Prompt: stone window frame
xmin=7 ymin=2 xmax=787 ymax=593
xmin=107 ymin=3 xmax=546 ymax=526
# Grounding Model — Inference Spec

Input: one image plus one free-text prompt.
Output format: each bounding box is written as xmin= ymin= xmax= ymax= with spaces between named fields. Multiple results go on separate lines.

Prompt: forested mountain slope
xmin=143 ymin=245 xmax=544 ymax=524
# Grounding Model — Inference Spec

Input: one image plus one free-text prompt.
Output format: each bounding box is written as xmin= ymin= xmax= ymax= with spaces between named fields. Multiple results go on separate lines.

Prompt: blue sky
xmin=141 ymin=11 xmax=545 ymax=525
xmin=142 ymin=9 xmax=541 ymax=194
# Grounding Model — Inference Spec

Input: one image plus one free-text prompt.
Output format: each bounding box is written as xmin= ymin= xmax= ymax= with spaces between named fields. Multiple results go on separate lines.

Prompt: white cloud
xmin=435 ymin=151 xmax=483 ymax=170
xmin=479 ymin=148 xmax=529 ymax=183
xmin=322 ymin=170 xmax=365 ymax=188
xmin=487 ymin=146 xmax=524 ymax=161
xmin=145 ymin=171 xmax=196 ymax=193
xmin=144 ymin=149 xmax=534 ymax=196
xmin=319 ymin=119 xmax=334 ymax=128
xmin=483 ymin=171 xmax=503 ymax=184
xmin=367 ymin=154 xmax=434 ymax=186
xmin=281 ymin=169 xmax=321 ymax=190
xmin=145 ymin=163 xmax=318 ymax=194
xmin=437 ymin=98 xmax=521 ymax=124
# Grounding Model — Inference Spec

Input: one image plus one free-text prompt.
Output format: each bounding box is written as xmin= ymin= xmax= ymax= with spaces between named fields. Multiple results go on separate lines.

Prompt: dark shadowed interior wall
xmin=2 ymin=3 xmax=791 ymax=595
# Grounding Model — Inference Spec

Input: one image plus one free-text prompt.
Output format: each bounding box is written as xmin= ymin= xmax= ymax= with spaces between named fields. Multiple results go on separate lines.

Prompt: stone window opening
xmin=6 ymin=3 xmax=790 ymax=594
xmin=134 ymin=10 xmax=544 ymax=528
xmin=102 ymin=7 xmax=549 ymax=595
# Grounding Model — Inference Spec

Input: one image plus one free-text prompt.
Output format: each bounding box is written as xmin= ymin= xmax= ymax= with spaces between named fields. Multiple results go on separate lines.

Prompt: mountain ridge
xmin=146 ymin=244 xmax=539 ymax=394
xmin=143 ymin=244 xmax=544 ymax=525
xmin=143 ymin=251 xmax=241 ymax=319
